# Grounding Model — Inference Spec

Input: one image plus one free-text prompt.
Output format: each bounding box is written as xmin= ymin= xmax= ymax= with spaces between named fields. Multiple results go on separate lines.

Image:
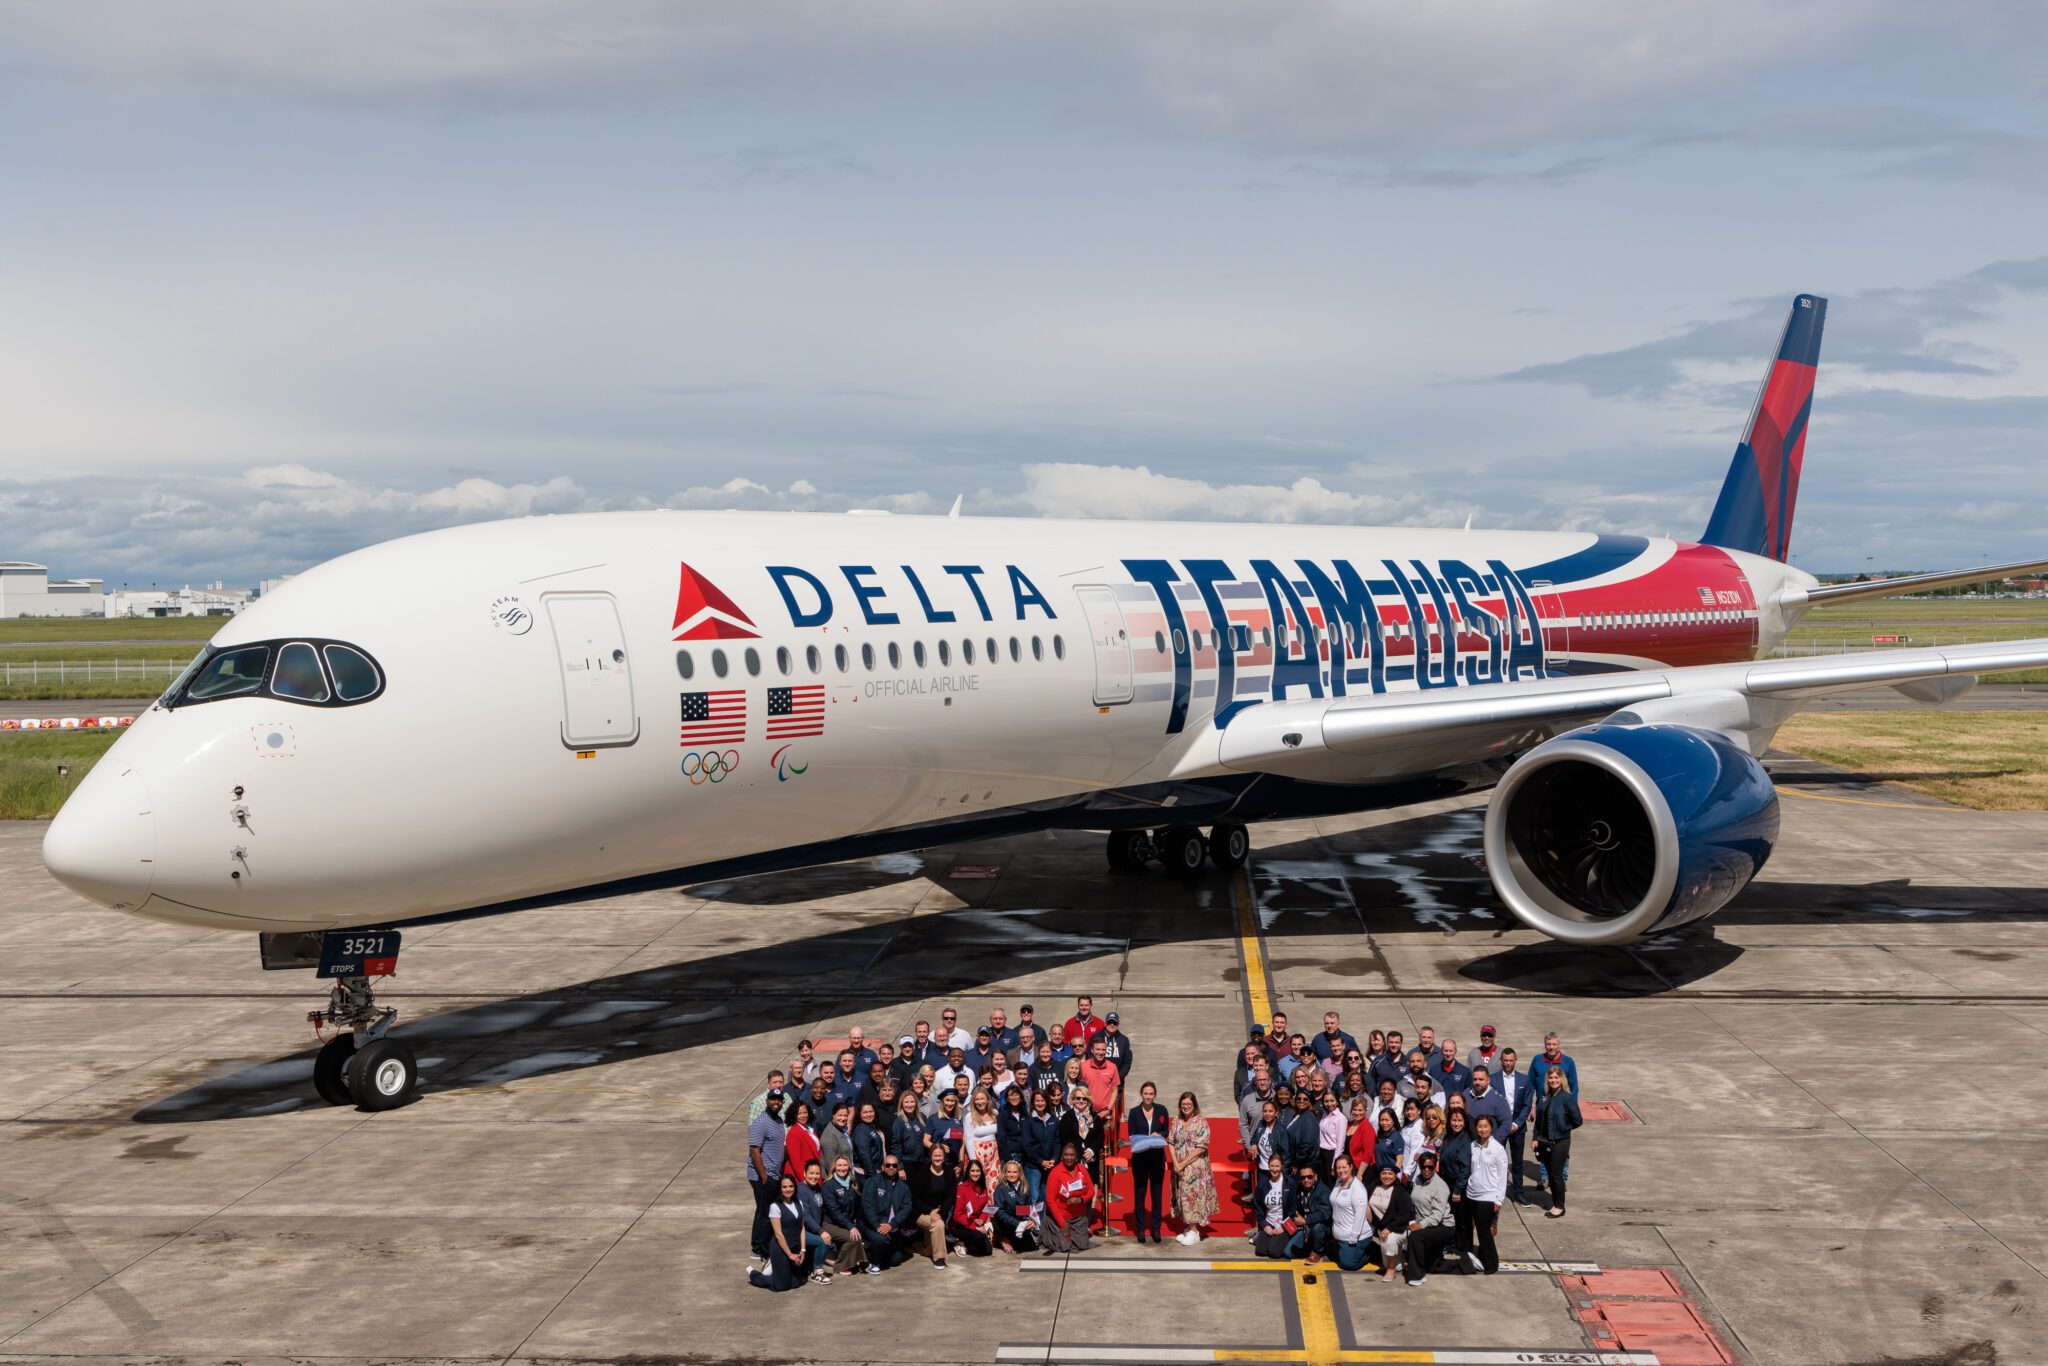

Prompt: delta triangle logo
xmin=671 ymin=561 xmax=760 ymax=641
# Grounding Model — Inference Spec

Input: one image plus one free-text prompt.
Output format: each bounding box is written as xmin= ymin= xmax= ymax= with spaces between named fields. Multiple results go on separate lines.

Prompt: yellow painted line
xmin=1233 ymin=864 xmax=1272 ymax=1025
xmin=1776 ymin=785 xmax=1955 ymax=811
xmin=1291 ymin=1265 xmax=1342 ymax=1365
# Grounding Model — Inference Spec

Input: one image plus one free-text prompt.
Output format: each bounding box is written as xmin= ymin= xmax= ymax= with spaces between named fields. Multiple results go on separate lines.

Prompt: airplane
xmin=41 ymin=293 xmax=2048 ymax=1111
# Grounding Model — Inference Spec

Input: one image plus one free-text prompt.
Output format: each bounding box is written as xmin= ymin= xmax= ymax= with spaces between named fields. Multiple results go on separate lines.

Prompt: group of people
xmin=742 ymin=999 xmax=1587 ymax=1291
xmin=743 ymin=996 xmax=1223 ymax=1290
xmin=1234 ymin=1010 xmax=1584 ymax=1285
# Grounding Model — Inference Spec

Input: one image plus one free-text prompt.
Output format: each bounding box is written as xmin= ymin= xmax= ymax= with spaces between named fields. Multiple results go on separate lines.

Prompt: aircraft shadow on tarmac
xmin=132 ymin=800 xmax=2047 ymax=1125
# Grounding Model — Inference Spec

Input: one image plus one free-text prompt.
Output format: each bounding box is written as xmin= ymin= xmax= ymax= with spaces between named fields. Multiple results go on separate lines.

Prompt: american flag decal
xmin=1697 ymin=586 xmax=1717 ymax=606
xmin=679 ymin=690 xmax=746 ymax=744
xmin=765 ymin=684 xmax=826 ymax=738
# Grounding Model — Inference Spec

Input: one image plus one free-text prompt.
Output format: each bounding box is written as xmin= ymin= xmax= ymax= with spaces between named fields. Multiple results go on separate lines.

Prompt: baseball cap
xmin=1019 ymin=1003 xmax=1034 ymax=1013
xmin=1480 ymin=1024 xmax=1496 ymax=1037
xmin=977 ymin=1026 xmax=992 ymax=1038
xmin=1105 ymin=1012 xmax=1120 ymax=1024
xmin=766 ymin=1088 xmax=785 ymax=1102
xmin=1250 ymin=1023 xmax=1266 ymax=1035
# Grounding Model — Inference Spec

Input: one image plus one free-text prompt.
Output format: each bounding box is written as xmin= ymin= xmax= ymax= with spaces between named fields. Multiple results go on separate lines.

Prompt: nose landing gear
xmin=1106 ymin=820 xmax=1250 ymax=876
xmin=309 ymin=974 xmax=418 ymax=1111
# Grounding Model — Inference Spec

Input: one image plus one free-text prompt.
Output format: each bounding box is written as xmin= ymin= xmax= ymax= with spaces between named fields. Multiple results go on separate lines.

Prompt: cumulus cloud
xmin=1015 ymin=462 xmax=1470 ymax=526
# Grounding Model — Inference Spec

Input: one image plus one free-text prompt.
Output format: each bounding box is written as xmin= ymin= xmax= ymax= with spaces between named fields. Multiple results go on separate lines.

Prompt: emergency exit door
xmin=1074 ymin=586 xmax=1135 ymax=705
xmin=545 ymin=593 xmax=640 ymax=748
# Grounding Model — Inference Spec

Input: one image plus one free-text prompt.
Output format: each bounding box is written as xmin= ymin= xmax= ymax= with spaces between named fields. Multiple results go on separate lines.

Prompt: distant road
xmin=1802 ymin=684 xmax=2048 ymax=712
xmin=0 ymin=700 xmax=153 ymax=723
xmin=0 ymin=640 xmax=192 ymax=649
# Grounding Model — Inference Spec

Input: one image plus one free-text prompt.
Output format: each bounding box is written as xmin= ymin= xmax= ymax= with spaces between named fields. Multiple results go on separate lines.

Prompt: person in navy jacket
xmin=1250 ymin=1155 xmax=1300 ymax=1260
xmin=1496 ymin=1047 xmax=1534 ymax=1204
xmin=859 ymin=1154 xmax=916 ymax=1270
xmin=1022 ymin=1087 xmax=1063 ymax=1204
xmin=1125 ymin=1080 xmax=1171 ymax=1243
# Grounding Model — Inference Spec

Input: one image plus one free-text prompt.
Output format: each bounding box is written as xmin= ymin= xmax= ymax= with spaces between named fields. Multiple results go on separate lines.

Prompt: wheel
xmin=1107 ymin=829 xmax=1147 ymax=872
xmin=1208 ymin=822 xmax=1250 ymax=871
xmin=313 ymin=1033 xmax=356 ymax=1106
xmin=1158 ymin=825 xmax=1207 ymax=877
xmin=346 ymin=1038 xmax=419 ymax=1111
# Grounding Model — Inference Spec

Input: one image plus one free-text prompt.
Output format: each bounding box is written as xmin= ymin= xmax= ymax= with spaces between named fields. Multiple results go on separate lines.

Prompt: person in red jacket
xmin=1063 ymin=995 xmax=1107 ymax=1051
xmin=1039 ymin=1142 xmax=1097 ymax=1255
xmin=951 ymin=1158 xmax=997 ymax=1257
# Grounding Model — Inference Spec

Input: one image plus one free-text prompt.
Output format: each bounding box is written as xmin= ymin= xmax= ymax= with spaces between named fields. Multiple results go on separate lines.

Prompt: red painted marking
xmin=1564 ymin=1269 xmax=1683 ymax=1298
xmin=1579 ymin=1099 xmax=1635 ymax=1122
xmin=1586 ymin=1300 xmax=1735 ymax=1365
xmin=362 ymin=955 xmax=397 ymax=977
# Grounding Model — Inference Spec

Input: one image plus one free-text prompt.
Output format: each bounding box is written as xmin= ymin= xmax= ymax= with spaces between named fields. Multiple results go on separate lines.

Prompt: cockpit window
xmin=165 ymin=637 xmax=385 ymax=709
xmin=272 ymin=643 xmax=330 ymax=702
xmin=184 ymin=645 xmax=271 ymax=701
xmin=324 ymin=644 xmax=381 ymax=701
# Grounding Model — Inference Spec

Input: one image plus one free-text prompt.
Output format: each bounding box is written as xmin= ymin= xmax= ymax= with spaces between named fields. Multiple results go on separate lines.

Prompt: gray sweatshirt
xmin=1408 ymin=1173 xmax=1454 ymax=1228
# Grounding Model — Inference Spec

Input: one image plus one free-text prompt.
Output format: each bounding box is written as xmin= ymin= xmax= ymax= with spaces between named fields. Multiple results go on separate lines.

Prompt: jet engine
xmin=1482 ymin=723 xmax=1778 ymax=945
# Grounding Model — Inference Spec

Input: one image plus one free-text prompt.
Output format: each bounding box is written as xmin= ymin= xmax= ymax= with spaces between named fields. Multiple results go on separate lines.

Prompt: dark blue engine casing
xmin=1481 ymin=722 xmax=1779 ymax=945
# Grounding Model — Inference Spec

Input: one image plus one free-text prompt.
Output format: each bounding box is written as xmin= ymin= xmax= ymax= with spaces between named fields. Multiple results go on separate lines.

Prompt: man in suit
xmin=1126 ymin=1080 xmax=1171 ymax=1243
xmin=1497 ymin=1047 xmax=1533 ymax=1204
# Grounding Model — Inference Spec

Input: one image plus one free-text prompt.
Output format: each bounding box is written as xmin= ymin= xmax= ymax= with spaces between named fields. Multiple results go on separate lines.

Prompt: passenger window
xmin=834 ymin=644 xmax=848 ymax=672
xmin=744 ymin=647 xmax=761 ymax=676
xmin=938 ymin=640 xmax=951 ymax=666
xmin=913 ymin=641 xmax=927 ymax=668
xmin=888 ymin=642 xmax=902 ymax=669
xmin=861 ymin=643 xmax=876 ymax=670
xmin=1154 ymin=631 xmax=1167 ymax=654
xmin=712 ymin=649 xmax=729 ymax=678
xmin=806 ymin=645 xmax=821 ymax=673
xmin=963 ymin=639 xmax=976 ymax=665
xmin=324 ymin=645 xmax=381 ymax=701
xmin=1172 ymin=629 xmax=1185 ymax=654
xmin=183 ymin=644 xmax=271 ymax=701
xmin=676 ymin=650 xmax=695 ymax=680
xmin=986 ymin=636 xmax=998 ymax=662
xmin=1032 ymin=636 xmax=1044 ymax=661
xmin=1053 ymin=635 xmax=1065 ymax=660
xmin=775 ymin=647 xmax=792 ymax=676
xmin=1009 ymin=637 xmax=1021 ymax=662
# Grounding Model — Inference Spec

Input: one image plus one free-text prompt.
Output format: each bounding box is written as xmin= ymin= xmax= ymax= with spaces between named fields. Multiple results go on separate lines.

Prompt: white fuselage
xmin=42 ymin=511 xmax=1805 ymax=933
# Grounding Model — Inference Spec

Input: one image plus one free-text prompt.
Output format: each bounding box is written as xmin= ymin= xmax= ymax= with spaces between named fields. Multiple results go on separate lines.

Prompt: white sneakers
xmin=1176 ymin=1228 xmax=1203 ymax=1246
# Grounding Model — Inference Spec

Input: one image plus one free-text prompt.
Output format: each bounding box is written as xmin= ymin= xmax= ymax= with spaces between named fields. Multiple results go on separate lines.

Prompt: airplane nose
xmin=43 ymin=764 xmax=157 ymax=913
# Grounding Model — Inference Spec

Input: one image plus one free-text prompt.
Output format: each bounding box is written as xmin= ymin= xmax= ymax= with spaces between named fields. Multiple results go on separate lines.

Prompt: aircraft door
xmin=1074 ymin=586 xmax=1135 ymax=705
xmin=544 ymin=592 xmax=640 ymax=748
xmin=1531 ymin=580 xmax=1571 ymax=675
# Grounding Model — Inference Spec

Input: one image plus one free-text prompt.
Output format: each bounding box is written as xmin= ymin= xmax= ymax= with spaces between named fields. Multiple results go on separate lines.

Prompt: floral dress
xmin=1169 ymin=1115 xmax=1218 ymax=1228
xmin=965 ymin=1113 xmax=1003 ymax=1190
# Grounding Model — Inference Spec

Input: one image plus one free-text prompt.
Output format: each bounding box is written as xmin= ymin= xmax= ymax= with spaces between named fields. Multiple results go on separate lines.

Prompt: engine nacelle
xmin=1482 ymin=723 xmax=1779 ymax=945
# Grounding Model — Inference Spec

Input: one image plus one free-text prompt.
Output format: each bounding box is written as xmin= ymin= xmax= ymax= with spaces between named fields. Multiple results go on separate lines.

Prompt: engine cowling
xmin=1482 ymin=723 xmax=1779 ymax=945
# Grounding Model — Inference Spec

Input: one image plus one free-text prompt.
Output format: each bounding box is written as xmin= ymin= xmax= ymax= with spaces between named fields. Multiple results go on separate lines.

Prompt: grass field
xmin=0 ymin=616 xmax=218 ymax=642
xmin=1774 ymin=710 xmax=2048 ymax=811
xmin=0 ymin=731 xmax=122 ymax=820
xmin=1788 ymin=597 xmax=2048 ymax=683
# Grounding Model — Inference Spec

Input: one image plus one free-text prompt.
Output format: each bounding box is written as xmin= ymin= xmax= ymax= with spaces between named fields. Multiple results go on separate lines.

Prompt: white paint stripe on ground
xmin=1015 ymin=1258 xmax=1233 ymax=1273
xmin=1019 ymin=1256 xmax=1603 ymax=1276
xmin=996 ymin=1351 xmax=1658 ymax=1365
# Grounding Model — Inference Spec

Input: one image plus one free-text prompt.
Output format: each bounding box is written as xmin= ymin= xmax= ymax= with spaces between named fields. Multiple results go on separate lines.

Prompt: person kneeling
xmin=1401 ymin=1151 xmax=1456 ymax=1286
xmin=951 ymin=1158 xmax=997 ymax=1257
xmin=1039 ymin=1142 xmax=1097 ymax=1255
xmin=859 ymin=1155 xmax=917 ymax=1273
xmin=1283 ymin=1164 xmax=1332 ymax=1264
xmin=1251 ymin=1155 xmax=1298 ymax=1260
xmin=994 ymin=1159 xmax=1040 ymax=1252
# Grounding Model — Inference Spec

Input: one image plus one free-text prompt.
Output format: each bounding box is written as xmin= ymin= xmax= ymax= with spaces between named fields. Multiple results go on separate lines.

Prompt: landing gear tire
xmin=1208 ymin=822 xmax=1250 ymax=871
xmin=346 ymin=1038 xmax=419 ymax=1111
xmin=1158 ymin=825 xmax=1208 ymax=877
xmin=313 ymin=1033 xmax=357 ymax=1107
xmin=1107 ymin=829 xmax=1149 ymax=873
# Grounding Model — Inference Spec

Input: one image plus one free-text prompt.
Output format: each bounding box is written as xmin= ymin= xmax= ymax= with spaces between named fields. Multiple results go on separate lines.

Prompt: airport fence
xmin=0 ymin=660 xmax=185 ymax=686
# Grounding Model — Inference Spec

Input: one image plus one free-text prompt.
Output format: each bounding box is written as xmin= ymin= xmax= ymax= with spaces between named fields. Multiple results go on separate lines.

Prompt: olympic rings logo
xmin=681 ymin=750 xmax=739 ymax=784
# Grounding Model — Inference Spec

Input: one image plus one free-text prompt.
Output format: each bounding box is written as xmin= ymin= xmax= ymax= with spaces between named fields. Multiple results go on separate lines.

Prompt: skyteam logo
xmin=672 ymin=562 xmax=759 ymax=641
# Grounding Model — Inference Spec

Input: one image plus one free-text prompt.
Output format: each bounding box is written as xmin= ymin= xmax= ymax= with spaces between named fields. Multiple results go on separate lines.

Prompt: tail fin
xmin=1701 ymin=293 xmax=1826 ymax=562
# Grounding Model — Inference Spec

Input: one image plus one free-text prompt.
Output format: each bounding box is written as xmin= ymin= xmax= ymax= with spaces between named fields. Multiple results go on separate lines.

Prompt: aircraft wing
xmin=1209 ymin=637 xmax=2048 ymax=786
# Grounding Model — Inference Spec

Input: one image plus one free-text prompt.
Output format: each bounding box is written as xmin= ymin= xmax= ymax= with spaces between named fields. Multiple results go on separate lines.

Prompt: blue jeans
xmin=802 ymin=1231 xmax=827 ymax=1272
xmin=1026 ymin=1165 xmax=1046 ymax=1205
xmin=1283 ymin=1226 xmax=1328 ymax=1259
xmin=1334 ymin=1238 xmax=1373 ymax=1271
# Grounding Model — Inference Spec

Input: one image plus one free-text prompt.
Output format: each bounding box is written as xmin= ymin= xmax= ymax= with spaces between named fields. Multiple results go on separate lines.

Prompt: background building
xmin=105 ymin=583 xmax=252 ymax=618
xmin=0 ymin=562 xmax=106 ymax=617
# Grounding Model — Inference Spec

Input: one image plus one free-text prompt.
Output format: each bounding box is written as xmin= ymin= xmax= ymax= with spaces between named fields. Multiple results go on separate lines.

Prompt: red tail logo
xmin=672 ymin=562 xmax=759 ymax=641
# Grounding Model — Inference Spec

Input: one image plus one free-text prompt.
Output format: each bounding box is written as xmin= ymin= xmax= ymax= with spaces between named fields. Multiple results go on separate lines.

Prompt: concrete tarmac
xmin=2 ymin=762 xmax=2046 ymax=1365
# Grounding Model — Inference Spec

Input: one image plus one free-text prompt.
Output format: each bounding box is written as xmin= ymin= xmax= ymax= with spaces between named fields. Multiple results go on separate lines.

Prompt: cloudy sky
xmin=3 ymin=2 xmax=2045 ymax=585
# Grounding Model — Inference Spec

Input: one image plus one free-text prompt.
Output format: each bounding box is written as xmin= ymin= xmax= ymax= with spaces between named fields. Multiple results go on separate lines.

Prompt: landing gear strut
xmin=309 ymin=974 xmax=418 ymax=1111
xmin=1104 ymin=821 xmax=1251 ymax=875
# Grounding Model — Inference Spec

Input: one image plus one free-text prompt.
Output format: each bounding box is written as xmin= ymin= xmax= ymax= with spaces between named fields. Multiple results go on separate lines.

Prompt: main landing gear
xmin=1106 ymin=821 xmax=1249 ymax=877
xmin=310 ymin=974 xmax=419 ymax=1111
